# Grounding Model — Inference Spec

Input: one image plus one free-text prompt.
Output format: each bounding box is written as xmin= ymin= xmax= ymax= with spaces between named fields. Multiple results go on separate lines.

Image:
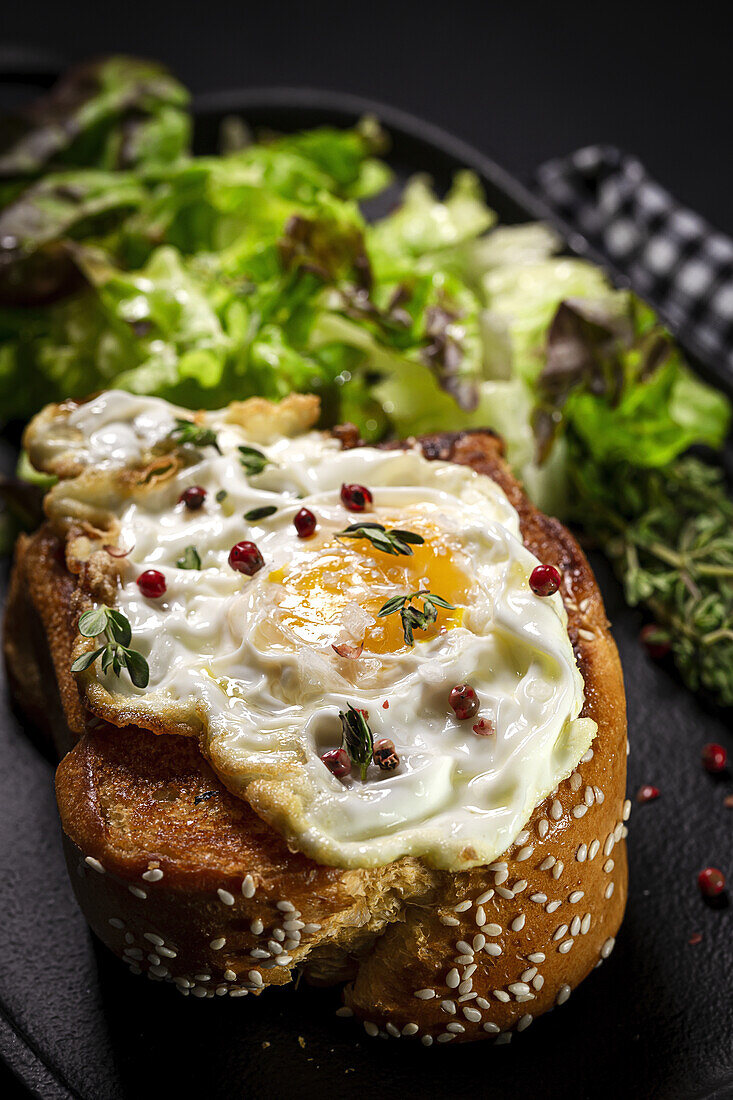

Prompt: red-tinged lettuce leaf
xmin=0 ymin=56 xmax=190 ymax=179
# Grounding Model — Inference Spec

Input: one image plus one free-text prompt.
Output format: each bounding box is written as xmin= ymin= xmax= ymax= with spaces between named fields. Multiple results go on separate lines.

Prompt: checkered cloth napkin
xmin=535 ymin=145 xmax=733 ymax=387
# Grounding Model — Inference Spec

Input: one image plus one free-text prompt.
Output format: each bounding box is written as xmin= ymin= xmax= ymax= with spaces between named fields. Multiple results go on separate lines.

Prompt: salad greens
xmin=1 ymin=57 xmax=731 ymax=704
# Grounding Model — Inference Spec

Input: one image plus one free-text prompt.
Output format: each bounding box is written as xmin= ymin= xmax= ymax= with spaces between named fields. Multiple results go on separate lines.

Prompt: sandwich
xmin=5 ymin=388 xmax=627 ymax=1044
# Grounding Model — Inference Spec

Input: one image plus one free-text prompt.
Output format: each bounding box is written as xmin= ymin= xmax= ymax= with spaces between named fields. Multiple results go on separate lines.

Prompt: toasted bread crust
xmin=4 ymin=428 xmax=628 ymax=1041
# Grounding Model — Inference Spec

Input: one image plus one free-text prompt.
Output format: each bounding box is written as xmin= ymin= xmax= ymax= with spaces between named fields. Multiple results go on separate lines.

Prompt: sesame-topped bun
xmin=4 ymin=393 xmax=627 ymax=1043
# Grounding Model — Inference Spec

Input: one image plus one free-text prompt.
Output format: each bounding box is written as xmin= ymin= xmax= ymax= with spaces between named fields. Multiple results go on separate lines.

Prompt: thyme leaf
xmin=238 ymin=446 xmax=272 ymax=476
xmin=244 ymin=505 xmax=278 ymax=522
xmin=71 ymin=606 xmax=149 ymax=688
xmin=377 ymin=589 xmax=455 ymax=646
xmin=177 ymin=545 xmax=201 ymax=570
xmin=336 ymin=521 xmax=425 ymax=557
xmin=339 ymin=704 xmax=374 ymax=781
xmin=169 ymin=418 xmax=220 ymax=453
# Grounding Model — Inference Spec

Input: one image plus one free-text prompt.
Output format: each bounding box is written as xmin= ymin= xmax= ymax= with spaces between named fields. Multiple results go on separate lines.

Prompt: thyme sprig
xmin=168 ymin=418 xmax=220 ymax=453
xmin=571 ymin=453 xmax=733 ymax=706
xmin=238 ymin=446 xmax=273 ymax=476
xmin=339 ymin=704 xmax=374 ymax=781
xmin=378 ymin=589 xmax=455 ymax=646
xmin=336 ymin=522 xmax=424 ymax=557
xmin=71 ymin=607 xmax=149 ymax=688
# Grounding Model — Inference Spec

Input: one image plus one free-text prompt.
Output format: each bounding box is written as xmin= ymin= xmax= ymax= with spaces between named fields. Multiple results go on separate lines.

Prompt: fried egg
xmin=37 ymin=391 xmax=595 ymax=869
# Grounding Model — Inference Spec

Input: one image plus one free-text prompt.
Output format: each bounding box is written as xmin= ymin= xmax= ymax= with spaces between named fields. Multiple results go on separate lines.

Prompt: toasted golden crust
xmin=4 ymin=427 xmax=628 ymax=1041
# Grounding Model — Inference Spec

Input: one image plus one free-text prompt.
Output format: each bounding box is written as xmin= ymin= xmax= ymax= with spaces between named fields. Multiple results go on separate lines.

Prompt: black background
xmin=2 ymin=1 xmax=733 ymax=233
xmin=2 ymin=6 xmax=733 ymax=1098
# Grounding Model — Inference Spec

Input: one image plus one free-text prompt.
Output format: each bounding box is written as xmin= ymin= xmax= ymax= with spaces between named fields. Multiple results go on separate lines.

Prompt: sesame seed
xmin=572 ymin=805 xmax=588 ymax=818
xmin=604 ymin=859 xmax=615 ymax=874
xmin=568 ymin=890 xmax=584 ymax=903
xmin=512 ymin=879 xmax=528 ymax=894
xmin=493 ymin=990 xmax=510 ymax=1002
xmin=496 ymin=886 xmax=514 ymax=900
xmin=191 ymin=987 xmax=207 ymax=999
xmin=438 ymin=1033 xmax=456 ymax=1043
xmin=558 ymin=939 xmax=574 ymax=954
xmin=108 ymin=918 xmax=124 ymax=929
xmin=283 ymin=919 xmax=304 ymax=931
xmin=476 ymin=889 xmax=494 ymax=905
xmin=402 ymin=1023 xmax=418 ymax=1035
xmin=527 ymin=952 xmax=545 ymax=964
xmin=484 ymin=923 xmax=502 ymax=935
xmin=570 ymin=917 xmax=581 ymax=937
xmin=441 ymin=1000 xmax=456 ymax=1014
xmin=128 ymin=886 xmax=147 ymax=899
xmin=553 ymin=924 xmax=569 ymax=941
xmin=493 ymin=867 xmax=509 ymax=885
xmin=446 ymin=968 xmax=460 ymax=988
xmin=588 ymin=839 xmax=600 ymax=859
xmin=556 ymin=983 xmax=571 ymax=1005
xmin=529 ymin=893 xmax=547 ymax=904
xmin=508 ymin=982 xmax=530 ymax=995
xmin=453 ymin=900 xmax=472 ymax=912
xmin=476 ymin=997 xmax=491 ymax=1010
xmin=521 ymin=967 xmax=537 ymax=982
xmin=576 ymin=844 xmax=587 ymax=863
xmin=303 ymin=923 xmax=321 ymax=933
xmin=580 ymin=748 xmax=594 ymax=763
xmin=149 ymin=965 xmax=169 ymax=978
xmin=604 ymin=834 xmax=615 ymax=856
xmin=458 ymin=979 xmax=473 ymax=995
xmin=511 ymin=914 xmax=526 ymax=932
xmin=483 ymin=1021 xmax=500 ymax=1034
xmin=174 ymin=977 xmax=191 ymax=988
xmin=272 ymin=929 xmax=285 ymax=942
xmin=364 ymin=1021 xmax=379 ymax=1037
xmin=194 ymin=973 xmax=211 ymax=981
xmin=550 ymin=800 xmax=562 ymax=820
xmin=517 ymin=1014 xmax=533 ymax=1032
xmin=605 ymin=882 xmax=615 ymax=899
xmin=484 ymin=943 xmax=502 ymax=956
xmin=551 ymin=860 xmax=564 ymax=879
xmin=421 ymin=1035 xmax=433 ymax=1047
xmin=475 ymin=906 xmax=486 ymax=926
xmin=455 ymin=940 xmax=473 ymax=955
xmin=622 ymin=798 xmax=632 ymax=821
xmin=472 ymin=934 xmax=486 ymax=951
xmin=248 ymin=970 xmax=263 ymax=987
xmin=159 ymin=946 xmax=177 ymax=958
xmin=241 ymin=875 xmax=256 ymax=898
xmin=581 ymin=913 xmax=592 ymax=934
xmin=250 ymin=919 xmax=264 ymax=935
xmin=211 ymin=937 xmax=226 ymax=950
xmin=455 ymin=954 xmax=474 ymax=964
xmin=123 ymin=947 xmax=142 ymax=959
xmin=277 ymin=900 xmax=295 ymax=912
xmin=584 ymin=786 xmax=595 ymax=807
xmin=142 ymin=868 xmax=164 ymax=883
xmin=578 ymin=628 xmax=595 ymax=641
xmin=124 ymin=933 xmax=134 ymax=944
xmin=515 ymin=829 xmax=531 ymax=846
xmin=516 ymin=846 xmax=534 ymax=862
xmin=440 ymin=915 xmax=460 ymax=927
xmin=621 ymin=825 xmax=629 ymax=839
xmin=533 ymin=975 xmax=545 ymax=990
xmin=268 ymin=941 xmax=283 ymax=955
xmin=539 ymin=856 xmax=555 ymax=871
xmin=276 ymin=955 xmax=293 ymax=966
xmin=614 ymin=822 xmax=624 ymax=841
xmin=463 ymin=1007 xmax=482 ymax=1023
xmin=250 ymin=949 xmax=269 ymax=959
xmin=546 ymin=900 xmax=561 ymax=913
xmin=446 ymin=1022 xmax=465 ymax=1034
xmin=386 ymin=1023 xmax=401 ymax=1038
xmin=594 ymin=787 xmax=605 ymax=804
xmin=414 ymin=988 xmax=435 ymax=1000
xmin=224 ymin=969 xmax=237 ymax=981
xmin=538 ymin=818 xmax=549 ymax=839
xmin=570 ymin=772 xmax=582 ymax=791
xmin=217 ymin=889 xmax=235 ymax=906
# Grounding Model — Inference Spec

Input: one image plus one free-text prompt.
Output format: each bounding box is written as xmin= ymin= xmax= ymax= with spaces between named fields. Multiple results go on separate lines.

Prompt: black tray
xmin=1 ymin=89 xmax=731 ymax=1100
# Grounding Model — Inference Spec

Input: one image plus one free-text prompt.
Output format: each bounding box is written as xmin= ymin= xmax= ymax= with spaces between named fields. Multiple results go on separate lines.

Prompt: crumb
xmin=261 ymin=1041 xmax=270 ymax=1049
xmin=298 ymin=1036 xmax=306 ymax=1049
xmin=688 ymin=932 xmax=702 ymax=945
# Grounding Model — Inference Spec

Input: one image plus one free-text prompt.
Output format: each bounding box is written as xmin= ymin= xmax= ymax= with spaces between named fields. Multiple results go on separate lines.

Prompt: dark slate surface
xmin=0 ymin=95 xmax=731 ymax=1100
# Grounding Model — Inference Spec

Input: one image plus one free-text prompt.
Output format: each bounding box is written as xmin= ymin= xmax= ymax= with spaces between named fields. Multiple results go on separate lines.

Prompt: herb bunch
xmin=168 ymin=418 xmax=220 ymax=453
xmin=337 ymin=522 xmax=424 ymax=557
xmin=571 ymin=453 xmax=733 ymax=707
xmin=71 ymin=607 xmax=150 ymax=688
xmin=378 ymin=590 xmax=455 ymax=646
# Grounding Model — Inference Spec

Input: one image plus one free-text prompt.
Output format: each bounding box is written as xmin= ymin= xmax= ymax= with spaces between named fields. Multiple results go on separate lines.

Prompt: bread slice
xmin=4 ymin=428 xmax=628 ymax=1043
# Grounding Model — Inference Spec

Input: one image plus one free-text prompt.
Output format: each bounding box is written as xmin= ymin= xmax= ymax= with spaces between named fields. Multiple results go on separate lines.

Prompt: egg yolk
xmin=269 ymin=514 xmax=471 ymax=654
